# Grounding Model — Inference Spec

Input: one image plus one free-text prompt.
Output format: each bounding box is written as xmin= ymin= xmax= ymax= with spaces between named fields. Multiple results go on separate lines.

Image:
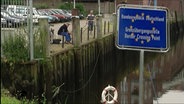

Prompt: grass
xmin=1 ymin=96 xmax=21 ymax=104
xmin=1 ymin=89 xmax=38 ymax=104
xmin=1 ymin=89 xmax=21 ymax=104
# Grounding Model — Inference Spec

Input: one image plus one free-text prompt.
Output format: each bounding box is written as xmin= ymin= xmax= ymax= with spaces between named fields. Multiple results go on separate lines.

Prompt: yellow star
xmin=151 ymin=34 xmax=154 ymax=38
xmin=141 ymin=40 xmax=144 ymax=44
xmin=146 ymin=15 xmax=150 ymax=19
xmin=135 ymin=38 xmax=138 ymax=41
xmin=130 ymin=26 xmax=133 ymax=29
xmin=147 ymin=38 xmax=150 ymax=42
xmin=151 ymin=20 xmax=154 ymax=24
xmin=152 ymin=27 xmax=155 ymax=30
xmin=136 ymin=14 xmax=139 ymax=18
xmin=131 ymin=33 xmax=134 ymax=36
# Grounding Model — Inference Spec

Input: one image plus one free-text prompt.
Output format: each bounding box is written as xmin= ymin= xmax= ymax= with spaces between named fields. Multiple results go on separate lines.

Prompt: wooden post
xmin=112 ymin=13 xmax=117 ymax=36
xmin=38 ymin=18 xmax=50 ymax=57
xmin=45 ymin=62 xmax=52 ymax=104
xmin=81 ymin=28 xmax=83 ymax=43
xmin=93 ymin=25 xmax=96 ymax=39
xmin=72 ymin=16 xmax=80 ymax=47
xmin=74 ymin=48 xmax=83 ymax=102
xmin=96 ymin=15 xmax=103 ymax=39
xmin=104 ymin=21 xmax=106 ymax=35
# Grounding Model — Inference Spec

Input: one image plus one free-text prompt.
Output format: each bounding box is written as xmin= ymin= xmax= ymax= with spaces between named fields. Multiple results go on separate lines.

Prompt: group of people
xmin=57 ymin=10 xmax=95 ymax=44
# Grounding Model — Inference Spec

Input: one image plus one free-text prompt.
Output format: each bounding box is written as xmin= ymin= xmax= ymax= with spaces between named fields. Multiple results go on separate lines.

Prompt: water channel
xmin=120 ymin=67 xmax=184 ymax=104
xmin=54 ymin=47 xmax=184 ymax=104
xmin=54 ymin=33 xmax=184 ymax=104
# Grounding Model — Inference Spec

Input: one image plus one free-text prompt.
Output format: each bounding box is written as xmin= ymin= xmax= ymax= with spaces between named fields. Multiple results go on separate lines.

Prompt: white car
xmin=6 ymin=5 xmax=49 ymax=23
xmin=1 ymin=17 xmax=7 ymax=27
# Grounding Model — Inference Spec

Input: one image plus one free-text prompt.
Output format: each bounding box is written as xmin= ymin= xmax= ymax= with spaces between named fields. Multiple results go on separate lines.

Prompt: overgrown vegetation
xmin=34 ymin=3 xmax=49 ymax=9
xmin=59 ymin=2 xmax=87 ymax=16
xmin=2 ymin=23 xmax=49 ymax=64
xmin=1 ymin=88 xmax=48 ymax=104
xmin=2 ymin=34 xmax=29 ymax=63
xmin=1 ymin=90 xmax=21 ymax=104
xmin=1 ymin=21 xmax=50 ymax=103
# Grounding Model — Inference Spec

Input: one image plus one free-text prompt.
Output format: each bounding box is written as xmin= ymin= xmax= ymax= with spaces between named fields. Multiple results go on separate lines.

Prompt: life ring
xmin=101 ymin=85 xmax=118 ymax=104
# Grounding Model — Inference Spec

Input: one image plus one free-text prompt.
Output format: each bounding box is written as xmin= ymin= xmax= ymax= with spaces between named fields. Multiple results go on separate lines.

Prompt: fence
xmin=1 ymin=0 xmax=37 ymax=60
xmin=1 ymin=25 xmax=49 ymax=62
xmin=79 ymin=18 xmax=113 ymax=43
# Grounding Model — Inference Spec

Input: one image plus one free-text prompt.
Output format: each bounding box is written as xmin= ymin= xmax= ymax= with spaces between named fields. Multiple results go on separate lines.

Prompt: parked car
xmin=50 ymin=9 xmax=71 ymax=22
xmin=6 ymin=5 xmax=49 ymax=24
xmin=1 ymin=17 xmax=7 ymax=27
xmin=1 ymin=10 xmax=24 ymax=27
xmin=37 ymin=9 xmax=59 ymax=23
xmin=65 ymin=9 xmax=84 ymax=19
xmin=3 ymin=10 xmax=27 ymax=24
xmin=41 ymin=9 xmax=67 ymax=22
xmin=63 ymin=9 xmax=72 ymax=17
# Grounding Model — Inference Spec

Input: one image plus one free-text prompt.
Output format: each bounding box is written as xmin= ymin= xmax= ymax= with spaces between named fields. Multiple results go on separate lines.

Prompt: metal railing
xmin=80 ymin=20 xmax=113 ymax=44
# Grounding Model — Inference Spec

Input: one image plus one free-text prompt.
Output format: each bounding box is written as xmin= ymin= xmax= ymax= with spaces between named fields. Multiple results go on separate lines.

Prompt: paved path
xmin=49 ymin=19 xmax=114 ymax=55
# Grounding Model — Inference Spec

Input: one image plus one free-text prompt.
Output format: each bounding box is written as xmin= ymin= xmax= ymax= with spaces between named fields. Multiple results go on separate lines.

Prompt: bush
xmin=1 ymin=89 xmax=38 ymax=104
xmin=58 ymin=2 xmax=73 ymax=10
xmin=58 ymin=2 xmax=86 ymax=15
xmin=34 ymin=3 xmax=49 ymax=9
xmin=2 ymin=34 xmax=29 ymax=63
xmin=1 ymin=95 xmax=21 ymax=104
xmin=75 ymin=3 xmax=85 ymax=14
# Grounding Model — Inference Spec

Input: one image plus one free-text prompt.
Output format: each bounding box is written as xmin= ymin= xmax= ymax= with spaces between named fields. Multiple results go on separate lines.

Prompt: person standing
xmin=57 ymin=23 xmax=71 ymax=44
xmin=87 ymin=10 xmax=95 ymax=34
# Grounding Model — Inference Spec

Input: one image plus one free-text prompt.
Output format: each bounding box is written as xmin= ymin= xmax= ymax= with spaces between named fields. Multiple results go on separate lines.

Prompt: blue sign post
xmin=116 ymin=5 xmax=169 ymax=104
xmin=117 ymin=5 xmax=169 ymax=52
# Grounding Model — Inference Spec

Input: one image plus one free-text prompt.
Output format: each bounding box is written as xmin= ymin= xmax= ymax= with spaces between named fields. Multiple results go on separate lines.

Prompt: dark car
xmin=43 ymin=9 xmax=67 ymax=22
xmin=51 ymin=9 xmax=71 ymax=22
xmin=37 ymin=9 xmax=60 ymax=23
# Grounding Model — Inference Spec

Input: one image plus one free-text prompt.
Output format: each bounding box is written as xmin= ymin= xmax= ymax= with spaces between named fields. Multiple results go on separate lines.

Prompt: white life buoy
xmin=101 ymin=85 xmax=118 ymax=104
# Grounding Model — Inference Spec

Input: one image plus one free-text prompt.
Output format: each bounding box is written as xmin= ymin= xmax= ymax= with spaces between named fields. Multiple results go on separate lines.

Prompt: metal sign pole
xmin=139 ymin=50 xmax=144 ymax=104
xmin=98 ymin=0 xmax=101 ymax=15
xmin=116 ymin=4 xmax=169 ymax=104
xmin=154 ymin=0 xmax=157 ymax=6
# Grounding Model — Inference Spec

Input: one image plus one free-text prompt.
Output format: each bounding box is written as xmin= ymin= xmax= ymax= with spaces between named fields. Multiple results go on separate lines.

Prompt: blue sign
xmin=117 ymin=5 xmax=168 ymax=52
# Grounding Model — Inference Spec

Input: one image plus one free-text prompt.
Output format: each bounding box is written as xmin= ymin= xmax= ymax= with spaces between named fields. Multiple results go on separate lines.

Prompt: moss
xmin=1 ymin=96 xmax=20 ymax=104
xmin=1 ymin=89 xmax=37 ymax=104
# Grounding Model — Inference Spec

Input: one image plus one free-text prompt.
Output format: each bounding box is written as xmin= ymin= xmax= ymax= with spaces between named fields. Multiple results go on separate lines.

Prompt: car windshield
xmin=16 ymin=7 xmax=26 ymax=14
xmin=7 ymin=8 xmax=14 ymax=12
